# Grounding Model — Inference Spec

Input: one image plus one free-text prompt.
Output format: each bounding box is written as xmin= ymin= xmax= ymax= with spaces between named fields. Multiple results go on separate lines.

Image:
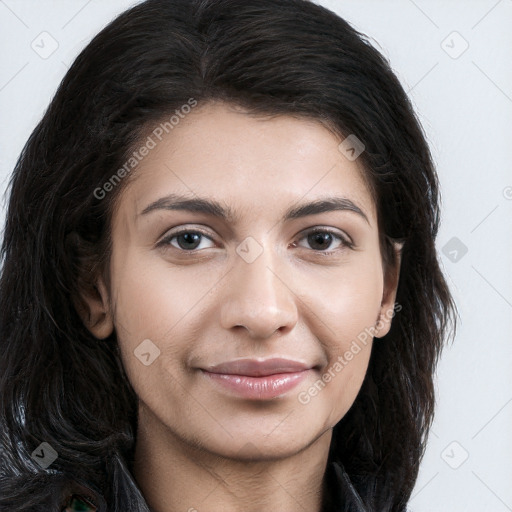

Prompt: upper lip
xmin=202 ymin=358 xmax=313 ymax=377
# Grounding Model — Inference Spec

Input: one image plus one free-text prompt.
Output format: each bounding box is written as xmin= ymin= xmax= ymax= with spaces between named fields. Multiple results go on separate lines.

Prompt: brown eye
xmin=158 ymin=228 xmax=215 ymax=251
xmin=296 ymin=228 xmax=353 ymax=253
xmin=307 ymin=231 xmax=336 ymax=251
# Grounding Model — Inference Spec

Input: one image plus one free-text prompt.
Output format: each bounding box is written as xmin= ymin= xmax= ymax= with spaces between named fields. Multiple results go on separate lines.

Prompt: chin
xmin=198 ymin=423 xmax=328 ymax=462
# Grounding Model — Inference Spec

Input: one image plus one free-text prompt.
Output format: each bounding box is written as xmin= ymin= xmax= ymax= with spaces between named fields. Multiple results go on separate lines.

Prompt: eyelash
xmin=157 ymin=227 xmax=354 ymax=256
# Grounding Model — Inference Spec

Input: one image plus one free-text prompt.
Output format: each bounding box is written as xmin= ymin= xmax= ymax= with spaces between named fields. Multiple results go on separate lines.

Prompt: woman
xmin=0 ymin=0 xmax=457 ymax=510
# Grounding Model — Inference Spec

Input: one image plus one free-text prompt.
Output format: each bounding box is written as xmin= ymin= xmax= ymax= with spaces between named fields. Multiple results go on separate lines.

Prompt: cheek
xmin=108 ymin=253 xmax=218 ymax=389
xmin=110 ymin=252 xmax=213 ymax=342
xmin=296 ymin=256 xmax=381 ymax=421
xmin=300 ymin=252 xmax=383 ymax=347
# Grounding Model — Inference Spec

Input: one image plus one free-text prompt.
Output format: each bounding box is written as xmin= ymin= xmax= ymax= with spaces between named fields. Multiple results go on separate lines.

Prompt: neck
xmin=132 ymin=403 xmax=333 ymax=512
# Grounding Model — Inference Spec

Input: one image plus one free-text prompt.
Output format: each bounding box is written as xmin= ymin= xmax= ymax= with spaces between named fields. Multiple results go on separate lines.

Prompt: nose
xmin=219 ymin=242 xmax=298 ymax=339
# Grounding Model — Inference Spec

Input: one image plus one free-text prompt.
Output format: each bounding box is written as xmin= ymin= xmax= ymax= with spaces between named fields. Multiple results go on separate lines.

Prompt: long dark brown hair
xmin=0 ymin=0 xmax=457 ymax=510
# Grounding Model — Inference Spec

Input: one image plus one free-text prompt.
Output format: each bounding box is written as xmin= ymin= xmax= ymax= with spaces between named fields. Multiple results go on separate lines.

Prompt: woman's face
xmin=87 ymin=102 xmax=400 ymax=460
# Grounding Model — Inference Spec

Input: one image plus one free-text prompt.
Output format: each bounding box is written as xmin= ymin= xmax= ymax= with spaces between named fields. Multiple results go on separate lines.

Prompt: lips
xmin=205 ymin=357 xmax=312 ymax=376
xmin=200 ymin=358 xmax=314 ymax=400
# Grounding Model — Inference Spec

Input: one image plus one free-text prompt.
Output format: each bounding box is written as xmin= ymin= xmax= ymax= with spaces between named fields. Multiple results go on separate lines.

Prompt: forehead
xmin=118 ymin=102 xmax=377 ymax=226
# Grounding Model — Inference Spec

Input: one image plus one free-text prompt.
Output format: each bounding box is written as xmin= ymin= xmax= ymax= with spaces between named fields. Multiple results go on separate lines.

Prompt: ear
xmin=75 ymin=276 xmax=114 ymax=340
xmin=66 ymin=231 xmax=114 ymax=340
xmin=373 ymin=241 xmax=404 ymax=339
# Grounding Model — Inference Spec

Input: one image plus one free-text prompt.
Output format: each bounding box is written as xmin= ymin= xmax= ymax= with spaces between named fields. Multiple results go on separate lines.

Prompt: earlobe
xmin=75 ymin=277 xmax=114 ymax=340
xmin=374 ymin=241 xmax=404 ymax=339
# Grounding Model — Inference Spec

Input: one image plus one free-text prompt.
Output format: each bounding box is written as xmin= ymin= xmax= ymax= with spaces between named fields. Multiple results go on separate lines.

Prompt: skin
xmin=81 ymin=101 xmax=401 ymax=512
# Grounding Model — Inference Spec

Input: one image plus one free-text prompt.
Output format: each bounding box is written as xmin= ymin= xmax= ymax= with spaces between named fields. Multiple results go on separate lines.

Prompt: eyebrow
xmin=140 ymin=193 xmax=370 ymax=225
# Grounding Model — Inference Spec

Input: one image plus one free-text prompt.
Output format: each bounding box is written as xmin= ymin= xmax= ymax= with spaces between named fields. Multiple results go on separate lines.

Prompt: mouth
xmin=199 ymin=358 xmax=316 ymax=400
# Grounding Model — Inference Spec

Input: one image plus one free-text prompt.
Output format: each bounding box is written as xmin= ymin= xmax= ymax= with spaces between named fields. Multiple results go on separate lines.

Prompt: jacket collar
xmin=323 ymin=460 xmax=369 ymax=512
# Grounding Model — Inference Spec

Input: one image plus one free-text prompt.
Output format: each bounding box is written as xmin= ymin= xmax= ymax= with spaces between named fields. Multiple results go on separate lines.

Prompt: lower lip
xmin=201 ymin=370 xmax=310 ymax=400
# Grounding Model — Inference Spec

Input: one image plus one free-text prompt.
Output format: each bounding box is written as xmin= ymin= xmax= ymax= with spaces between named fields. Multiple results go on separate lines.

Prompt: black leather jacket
xmin=60 ymin=454 xmax=369 ymax=512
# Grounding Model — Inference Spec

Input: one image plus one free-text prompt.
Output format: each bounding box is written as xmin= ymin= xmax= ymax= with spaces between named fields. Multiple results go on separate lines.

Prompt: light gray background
xmin=0 ymin=1 xmax=511 ymax=511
